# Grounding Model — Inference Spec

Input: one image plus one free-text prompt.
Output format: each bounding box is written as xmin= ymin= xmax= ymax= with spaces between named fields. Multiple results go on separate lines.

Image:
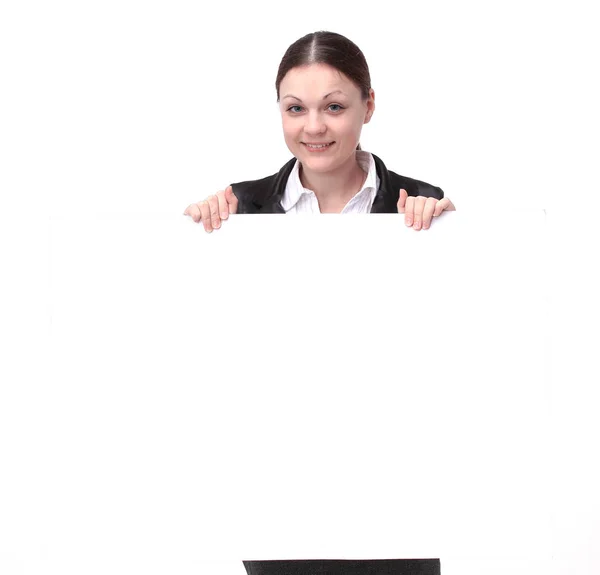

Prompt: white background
xmin=1 ymin=1 xmax=599 ymax=574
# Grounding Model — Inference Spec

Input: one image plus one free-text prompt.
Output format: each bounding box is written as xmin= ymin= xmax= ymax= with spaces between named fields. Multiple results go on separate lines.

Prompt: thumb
xmin=225 ymin=185 xmax=238 ymax=214
xmin=397 ymin=188 xmax=408 ymax=213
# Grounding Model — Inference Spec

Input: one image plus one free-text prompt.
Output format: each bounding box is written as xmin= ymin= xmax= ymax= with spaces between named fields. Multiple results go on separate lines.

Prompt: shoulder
xmin=372 ymin=153 xmax=444 ymax=200
xmin=389 ymin=170 xmax=444 ymax=200
xmin=230 ymin=173 xmax=277 ymax=213
xmin=229 ymin=158 xmax=296 ymax=214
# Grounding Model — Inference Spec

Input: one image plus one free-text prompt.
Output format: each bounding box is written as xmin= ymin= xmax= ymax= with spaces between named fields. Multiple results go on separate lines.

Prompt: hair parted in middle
xmin=275 ymin=31 xmax=372 ymax=102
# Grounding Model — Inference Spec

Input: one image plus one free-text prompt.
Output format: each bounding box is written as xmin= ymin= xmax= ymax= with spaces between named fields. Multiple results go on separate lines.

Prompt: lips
xmin=302 ymin=141 xmax=335 ymax=151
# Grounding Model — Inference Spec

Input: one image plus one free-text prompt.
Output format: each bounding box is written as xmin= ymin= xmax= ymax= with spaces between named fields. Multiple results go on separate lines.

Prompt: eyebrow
xmin=282 ymin=90 xmax=345 ymax=101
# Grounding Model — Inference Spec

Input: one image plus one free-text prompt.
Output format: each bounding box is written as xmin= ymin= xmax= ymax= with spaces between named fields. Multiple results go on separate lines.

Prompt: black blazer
xmin=243 ymin=559 xmax=441 ymax=575
xmin=230 ymin=154 xmax=444 ymax=214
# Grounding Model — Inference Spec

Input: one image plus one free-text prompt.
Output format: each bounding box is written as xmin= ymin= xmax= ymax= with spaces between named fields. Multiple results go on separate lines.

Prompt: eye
xmin=286 ymin=104 xmax=345 ymax=114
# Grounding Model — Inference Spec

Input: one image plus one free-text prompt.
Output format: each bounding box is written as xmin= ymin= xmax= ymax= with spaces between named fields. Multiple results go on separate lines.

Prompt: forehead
xmin=280 ymin=63 xmax=360 ymax=99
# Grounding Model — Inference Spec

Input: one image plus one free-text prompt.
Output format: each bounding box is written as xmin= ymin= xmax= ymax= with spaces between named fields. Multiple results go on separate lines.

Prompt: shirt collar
xmin=356 ymin=150 xmax=379 ymax=200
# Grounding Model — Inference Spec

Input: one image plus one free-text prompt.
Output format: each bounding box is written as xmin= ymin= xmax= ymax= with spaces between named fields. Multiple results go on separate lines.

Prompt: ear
xmin=364 ymin=88 xmax=375 ymax=124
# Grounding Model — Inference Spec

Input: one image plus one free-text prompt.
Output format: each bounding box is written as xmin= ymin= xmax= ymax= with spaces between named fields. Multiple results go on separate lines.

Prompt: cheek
xmin=348 ymin=114 xmax=364 ymax=133
xmin=334 ymin=114 xmax=357 ymax=133
xmin=281 ymin=117 xmax=298 ymax=140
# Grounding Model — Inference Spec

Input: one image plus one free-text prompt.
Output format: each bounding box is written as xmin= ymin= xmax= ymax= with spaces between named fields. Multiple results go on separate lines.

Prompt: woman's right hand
xmin=183 ymin=186 xmax=238 ymax=233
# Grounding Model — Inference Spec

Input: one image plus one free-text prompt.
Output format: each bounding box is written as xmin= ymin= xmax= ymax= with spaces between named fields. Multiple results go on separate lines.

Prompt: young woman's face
xmin=279 ymin=63 xmax=374 ymax=173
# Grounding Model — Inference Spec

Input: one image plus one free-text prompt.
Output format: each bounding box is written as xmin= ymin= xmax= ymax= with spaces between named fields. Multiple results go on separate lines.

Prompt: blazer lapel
xmin=250 ymin=158 xmax=296 ymax=214
xmin=370 ymin=153 xmax=399 ymax=213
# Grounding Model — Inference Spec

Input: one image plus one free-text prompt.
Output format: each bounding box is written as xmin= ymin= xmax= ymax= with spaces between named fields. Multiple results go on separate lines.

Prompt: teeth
xmin=306 ymin=143 xmax=331 ymax=148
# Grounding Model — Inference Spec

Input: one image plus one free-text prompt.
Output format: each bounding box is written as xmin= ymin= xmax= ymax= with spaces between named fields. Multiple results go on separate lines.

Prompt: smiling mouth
xmin=302 ymin=141 xmax=335 ymax=150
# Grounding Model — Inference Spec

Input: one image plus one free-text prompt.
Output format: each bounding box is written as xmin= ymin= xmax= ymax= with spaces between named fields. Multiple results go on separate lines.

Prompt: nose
xmin=304 ymin=110 xmax=326 ymax=136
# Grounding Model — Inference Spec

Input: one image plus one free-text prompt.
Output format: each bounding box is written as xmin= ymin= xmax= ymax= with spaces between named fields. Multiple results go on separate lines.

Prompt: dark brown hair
xmin=275 ymin=31 xmax=372 ymax=151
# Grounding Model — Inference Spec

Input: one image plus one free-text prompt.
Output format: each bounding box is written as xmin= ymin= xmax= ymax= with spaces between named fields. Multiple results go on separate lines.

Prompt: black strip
xmin=242 ymin=559 xmax=441 ymax=575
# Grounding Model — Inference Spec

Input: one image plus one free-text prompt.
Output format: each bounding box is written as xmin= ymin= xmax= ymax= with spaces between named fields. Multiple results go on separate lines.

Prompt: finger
xmin=404 ymin=196 xmax=415 ymax=226
xmin=412 ymin=196 xmax=427 ymax=230
xmin=199 ymin=201 xmax=212 ymax=233
xmin=184 ymin=203 xmax=202 ymax=223
xmin=422 ymin=198 xmax=438 ymax=230
xmin=207 ymin=195 xmax=221 ymax=230
xmin=217 ymin=191 xmax=229 ymax=220
xmin=433 ymin=198 xmax=456 ymax=217
xmin=397 ymin=188 xmax=408 ymax=213
xmin=225 ymin=185 xmax=238 ymax=214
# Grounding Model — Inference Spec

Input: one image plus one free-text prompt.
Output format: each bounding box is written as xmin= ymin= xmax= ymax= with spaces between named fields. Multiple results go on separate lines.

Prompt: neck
xmin=299 ymin=151 xmax=367 ymax=212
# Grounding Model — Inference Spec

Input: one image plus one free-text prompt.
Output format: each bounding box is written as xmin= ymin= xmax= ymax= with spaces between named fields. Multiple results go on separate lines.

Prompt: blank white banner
xmin=29 ymin=211 xmax=549 ymax=573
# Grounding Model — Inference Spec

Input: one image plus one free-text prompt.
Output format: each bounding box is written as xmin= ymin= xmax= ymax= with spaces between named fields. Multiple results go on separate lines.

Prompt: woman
xmin=184 ymin=31 xmax=455 ymax=233
xmin=189 ymin=31 xmax=447 ymax=574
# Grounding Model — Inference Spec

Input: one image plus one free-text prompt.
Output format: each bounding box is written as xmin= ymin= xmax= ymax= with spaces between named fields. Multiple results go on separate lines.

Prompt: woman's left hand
xmin=397 ymin=189 xmax=456 ymax=230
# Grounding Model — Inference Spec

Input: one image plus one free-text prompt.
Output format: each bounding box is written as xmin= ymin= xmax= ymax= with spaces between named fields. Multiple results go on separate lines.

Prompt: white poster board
xmin=37 ymin=211 xmax=551 ymax=574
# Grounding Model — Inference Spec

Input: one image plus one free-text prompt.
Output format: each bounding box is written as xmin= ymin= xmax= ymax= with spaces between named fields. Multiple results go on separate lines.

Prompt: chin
xmin=301 ymin=156 xmax=338 ymax=170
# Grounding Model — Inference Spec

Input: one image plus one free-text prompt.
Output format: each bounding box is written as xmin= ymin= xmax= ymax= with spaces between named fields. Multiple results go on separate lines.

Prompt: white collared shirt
xmin=280 ymin=150 xmax=381 ymax=214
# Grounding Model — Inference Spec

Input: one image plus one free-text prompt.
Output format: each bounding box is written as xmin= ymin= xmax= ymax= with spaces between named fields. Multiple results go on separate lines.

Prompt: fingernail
xmin=221 ymin=212 xmax=228 ymax=219
xmin=405 ymin=219 xmax=412 ymax=227
xmin=213 ymin=220 xmax=220 ymax=229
